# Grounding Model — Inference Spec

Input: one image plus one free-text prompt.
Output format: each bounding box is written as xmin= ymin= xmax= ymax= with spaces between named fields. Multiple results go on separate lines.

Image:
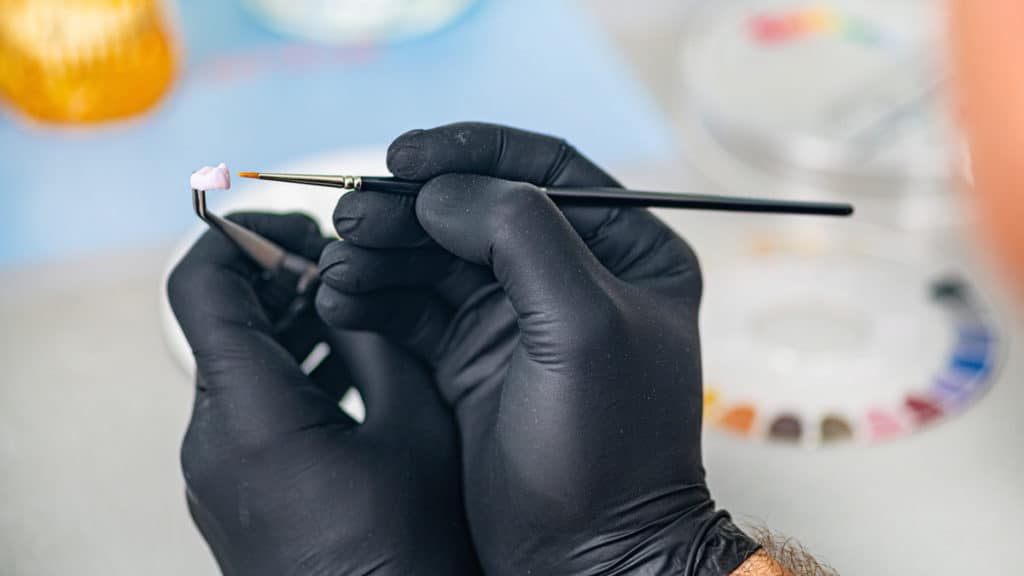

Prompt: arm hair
xmin=731 ymin=525 xmax=839 ymax=576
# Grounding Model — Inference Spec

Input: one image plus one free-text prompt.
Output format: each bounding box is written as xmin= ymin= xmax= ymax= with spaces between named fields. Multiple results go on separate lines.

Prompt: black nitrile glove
xmin=168 ymin=212 xmax=481 ymax=576
xmin=315 ymin=123 xmax=761 ymax=576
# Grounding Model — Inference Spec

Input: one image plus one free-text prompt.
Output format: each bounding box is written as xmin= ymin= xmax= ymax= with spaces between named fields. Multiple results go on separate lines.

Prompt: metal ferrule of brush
xmin=253 ymin=173 xmax=363 ymax=190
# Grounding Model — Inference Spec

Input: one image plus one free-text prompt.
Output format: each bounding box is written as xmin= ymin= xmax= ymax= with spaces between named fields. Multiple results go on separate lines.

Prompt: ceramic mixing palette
xmin=698 ymin=224 xmax=1001 ymax=447
xmin=243 ymin=0 xmax=477 ymax=44
xmin=674 ymin=0 xmax=964 ymax=233
xmin=677 ymin=0 xmax=953 ymax=184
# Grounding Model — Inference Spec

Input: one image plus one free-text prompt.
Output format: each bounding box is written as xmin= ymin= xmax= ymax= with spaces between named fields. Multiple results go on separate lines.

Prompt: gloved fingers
xmin=561 ymin=206 xmax=703 ymax=302
xmin=168 ymin=213 xmax=351 ymax=443
xmin=319 ymin=329 xmax=452 ymax=435
xmin=174 ymin=212 xmax=333 ymax=367
xmin=170 ymin=211 xmax=328 ymax=357
xmin=333 ymin=188 xmax=429 ymax=248
xmin=273 ymin=306 xmax=335 ymax=365
xmin=315 ymin=284 xmax=453 ymax=362
xmin=284 ymin=316 xmax=369 ymax=403
xmin=415 ymin=173 xmax=609 ymax=327
xmin=387 ymin=123 xmax=669 ymax=272
xmin=191 ymin=211 xmax=328 ymax=272
xmin=387 ymin=122 xmax=619 ymax=188
xmin=320 ymin=240 xmax=451 ymax=290
xmin=319 ymin=240 xmax=494 ymax=307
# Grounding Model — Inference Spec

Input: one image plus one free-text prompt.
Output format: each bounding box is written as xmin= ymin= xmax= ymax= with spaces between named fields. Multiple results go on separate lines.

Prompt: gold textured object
xmin=0 ymin=0 xmax=178 ymax=124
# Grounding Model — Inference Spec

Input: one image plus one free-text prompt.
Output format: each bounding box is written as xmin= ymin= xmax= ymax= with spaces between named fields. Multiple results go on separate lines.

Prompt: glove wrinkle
xmin=688 ymin=513 xmax=762 ymax=576
xmin=491 ymin=124 xmax=508 ymax=176
xmin=539 ymin=139 xmax=575 ymax=185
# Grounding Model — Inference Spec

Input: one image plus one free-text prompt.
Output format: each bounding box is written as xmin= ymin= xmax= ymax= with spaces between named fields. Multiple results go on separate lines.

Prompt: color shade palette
xmin=698 ymin=228 xmax=1001 ymax=447
xmin=748 ymin=6 xmax=892 ymax=48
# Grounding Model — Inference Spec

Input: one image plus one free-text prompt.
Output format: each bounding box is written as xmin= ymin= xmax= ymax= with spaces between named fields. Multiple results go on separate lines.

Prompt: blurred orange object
xmin=0 ymin=0 xmax=177 ymax=124
xmin=949 ymin=0 xmax=1024 ymax=302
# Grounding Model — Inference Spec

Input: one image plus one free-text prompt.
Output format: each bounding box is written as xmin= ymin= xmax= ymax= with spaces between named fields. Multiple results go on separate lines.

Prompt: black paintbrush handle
xmin=546 ymin=187 xmax=853 ymax=216
xmin=358 ymin=177 xmax=853 ymax=217
xmin=359 ymin=176 xmax=422 ymax=195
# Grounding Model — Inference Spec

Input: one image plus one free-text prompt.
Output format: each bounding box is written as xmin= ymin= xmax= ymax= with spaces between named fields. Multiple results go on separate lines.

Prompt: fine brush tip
xmin=237 ymin=171 xmax=260 ymax=179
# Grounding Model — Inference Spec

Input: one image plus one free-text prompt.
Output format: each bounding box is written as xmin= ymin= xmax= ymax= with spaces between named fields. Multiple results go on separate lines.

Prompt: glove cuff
xmin=685 ymin=511 xmax=761 ymax=576
xmin=618 ymin=505 xmax=760 ymax=576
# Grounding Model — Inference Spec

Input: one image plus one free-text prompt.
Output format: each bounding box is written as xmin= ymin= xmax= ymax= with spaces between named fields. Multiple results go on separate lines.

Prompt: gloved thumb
xmin=415 ymin=174 xmax=611 ymax=336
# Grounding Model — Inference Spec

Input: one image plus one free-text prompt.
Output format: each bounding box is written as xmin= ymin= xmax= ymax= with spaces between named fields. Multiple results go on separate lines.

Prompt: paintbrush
xmin=237 ymin=171 xmax=854 ymax=217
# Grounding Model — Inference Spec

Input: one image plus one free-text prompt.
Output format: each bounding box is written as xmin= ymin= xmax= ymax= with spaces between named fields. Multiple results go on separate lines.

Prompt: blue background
xmin=0 ymin=0 xmax=675 ymax=266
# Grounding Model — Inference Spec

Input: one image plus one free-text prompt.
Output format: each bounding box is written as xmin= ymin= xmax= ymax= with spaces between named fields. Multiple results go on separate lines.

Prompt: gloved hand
xmin=316 ymin=123 xmax=761 ymax=576
xmin=168 ymin=212 xmax=481 ymax=576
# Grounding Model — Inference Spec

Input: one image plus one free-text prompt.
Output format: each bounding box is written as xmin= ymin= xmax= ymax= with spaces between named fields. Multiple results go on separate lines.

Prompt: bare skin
xmin=731 ymin=551 xmax=794 ymax=576
xmin=949 ymin=0 xmax=1024 ymax=302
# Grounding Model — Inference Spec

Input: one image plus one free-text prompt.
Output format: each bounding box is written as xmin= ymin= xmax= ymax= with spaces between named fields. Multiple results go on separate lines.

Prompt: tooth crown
xmin=191 ymin=164 xmax=232 ymax=191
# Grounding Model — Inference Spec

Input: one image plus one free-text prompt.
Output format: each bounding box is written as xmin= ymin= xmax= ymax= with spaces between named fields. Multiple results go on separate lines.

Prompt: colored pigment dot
xmin=769 ymin=414 xmax=802 ymax=442
xmin=719 ymin=405 xmax=757 ymax=436
xmin=821 ymin=415 xmax=853 ymax=443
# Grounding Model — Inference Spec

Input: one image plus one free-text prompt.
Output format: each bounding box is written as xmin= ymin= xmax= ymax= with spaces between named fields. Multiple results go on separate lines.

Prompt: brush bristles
xmin=238 ymin=172 xmax=260 ymax=178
